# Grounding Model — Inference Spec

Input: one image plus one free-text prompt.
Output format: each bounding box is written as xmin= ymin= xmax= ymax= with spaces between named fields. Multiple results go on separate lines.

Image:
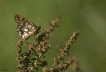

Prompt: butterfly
xmin=14 ymin=14 xmax=41 ymax=41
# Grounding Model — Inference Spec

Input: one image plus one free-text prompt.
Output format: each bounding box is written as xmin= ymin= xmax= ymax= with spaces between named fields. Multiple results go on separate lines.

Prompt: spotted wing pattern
xmin=14 ymin=14 xmax=41 ymax=40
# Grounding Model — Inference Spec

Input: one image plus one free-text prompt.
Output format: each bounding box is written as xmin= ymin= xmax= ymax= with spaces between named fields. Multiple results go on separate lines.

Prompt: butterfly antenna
xmin=39 ymin=17 xmax=49 ymax=26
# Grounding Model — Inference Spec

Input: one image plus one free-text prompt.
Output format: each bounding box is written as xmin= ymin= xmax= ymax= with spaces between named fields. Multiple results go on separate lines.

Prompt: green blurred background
xmin=0 ymin=0 xmax=106 ymax=72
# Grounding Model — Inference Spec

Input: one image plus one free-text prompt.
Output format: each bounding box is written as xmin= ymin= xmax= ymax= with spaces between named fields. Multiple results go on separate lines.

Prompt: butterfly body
xmin=14 ymin=14 xmax=41 ymax=40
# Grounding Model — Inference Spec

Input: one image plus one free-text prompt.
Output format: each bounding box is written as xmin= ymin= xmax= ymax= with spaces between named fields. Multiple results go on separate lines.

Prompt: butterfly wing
xmin=14 ymin=14 xmax=38 ymax=40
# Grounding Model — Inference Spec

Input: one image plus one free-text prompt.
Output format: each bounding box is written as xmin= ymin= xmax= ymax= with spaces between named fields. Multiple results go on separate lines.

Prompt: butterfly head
xmin=36 ymin=26 xmax=41 ymax=33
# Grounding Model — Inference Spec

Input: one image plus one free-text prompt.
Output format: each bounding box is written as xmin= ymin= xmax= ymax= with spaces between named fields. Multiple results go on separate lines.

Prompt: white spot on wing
xmin=29 ymin=32 xmax=32 ymax=34
xmin=24 ymin=33 xmax=27 ymax=36
xmin=23 ymin=28 xmax=28 ymax=32
xmin=20 ymin=22 xmax=24 ymax=26
xmin=17 ymin=28 xmax=20 ymax=31
xmin=15 ymin=18 xmax=18 ymax=20
xmin=22 ymin=35 xmax=25 ymax=39
xmin=26 ymin=22 xmax=28 ymax=25
xmin=19 ymin=31 xmax=21 ymax=34
xmin=19 ymin=33 xmax=21 ymax=36
xmin=18 ymin=25 xmax=21 ymax=28
xmin=32 ymin=27 xmax=34 ymax=29
xmin=28 ymin=25 xmax=32 ymax=29
xmin=21 ymin=32 xmax=29 ymax=39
